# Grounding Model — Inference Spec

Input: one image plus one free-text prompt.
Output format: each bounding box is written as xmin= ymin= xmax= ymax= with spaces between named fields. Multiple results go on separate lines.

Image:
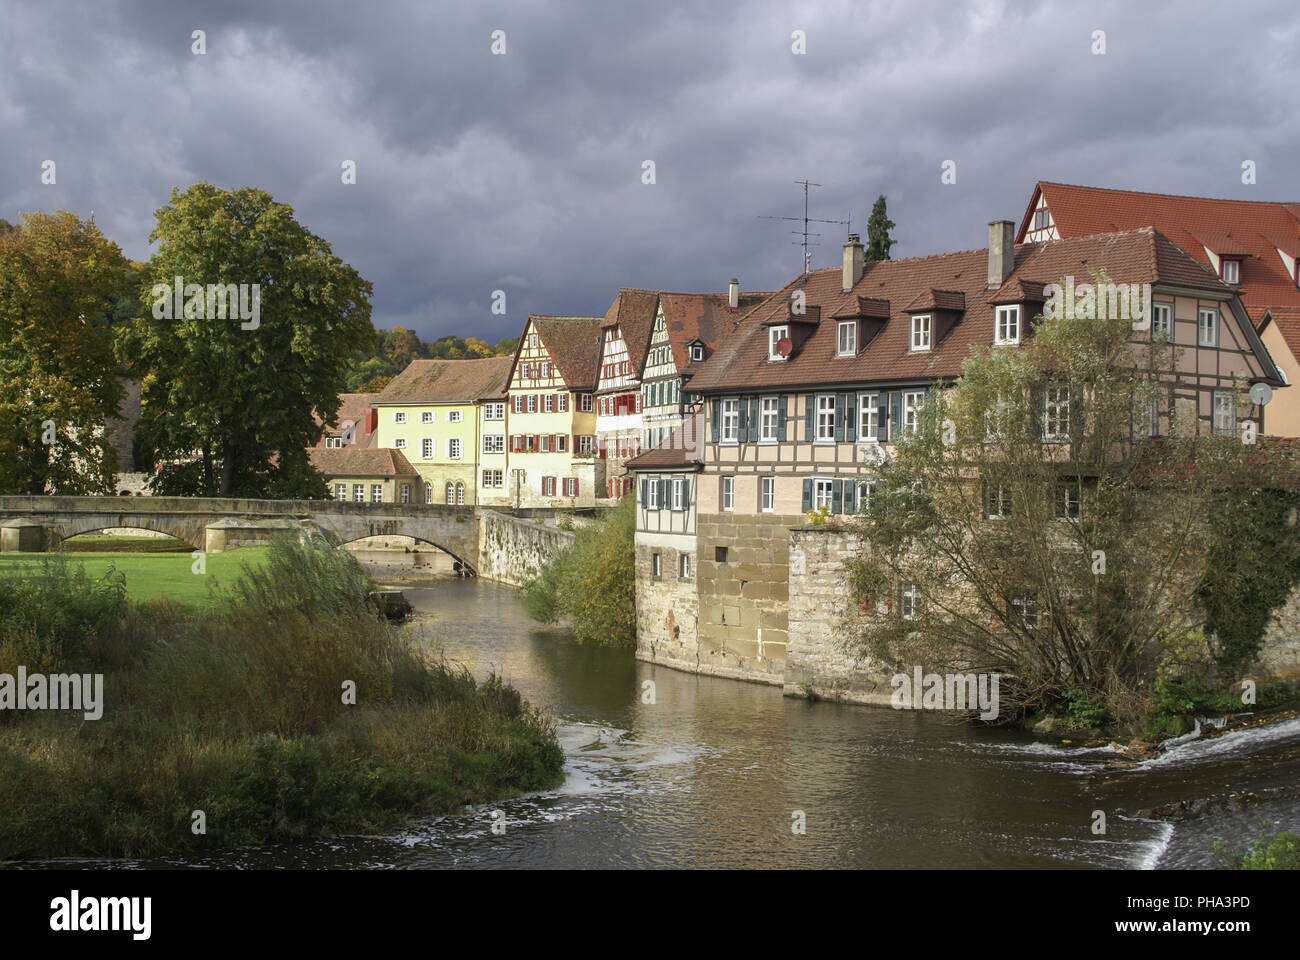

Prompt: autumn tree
xmin=0 ymin=212 xmax=130 ymax=494
xmin=846 ymin=274 xmax=1278 ymax=723
xmin=120 ymin=183 xmax=373 ymax=496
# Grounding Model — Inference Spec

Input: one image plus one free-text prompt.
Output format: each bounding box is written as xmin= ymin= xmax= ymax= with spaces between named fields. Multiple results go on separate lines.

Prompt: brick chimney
xmin=728 ymin=278 xmax=739 ymax=310
xmin=988 ymin=220 xmax=1015 ymax=287
xmin=842 ymin=234 xmax=865 ymax=292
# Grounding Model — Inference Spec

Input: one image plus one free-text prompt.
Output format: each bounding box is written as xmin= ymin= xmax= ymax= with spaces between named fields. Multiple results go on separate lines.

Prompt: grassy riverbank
xmin=0 ymin=542 xmax=564 ymax=861
xmin=0 ymin=547 xmax=270 ymax=609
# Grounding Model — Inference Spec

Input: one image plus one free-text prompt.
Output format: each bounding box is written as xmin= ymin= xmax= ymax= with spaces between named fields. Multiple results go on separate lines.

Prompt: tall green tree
xmin=120 ymin=183 xmax=374 ymax=496
xmin=865 ymin=195 xmax=896 ymax=261
xmin=0 ymin=211 xmax=130 ymax=494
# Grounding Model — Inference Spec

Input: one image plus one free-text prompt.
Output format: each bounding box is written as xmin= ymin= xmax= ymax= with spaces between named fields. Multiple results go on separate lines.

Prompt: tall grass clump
xmin=0 ymin=540 xmax=564 ymax=860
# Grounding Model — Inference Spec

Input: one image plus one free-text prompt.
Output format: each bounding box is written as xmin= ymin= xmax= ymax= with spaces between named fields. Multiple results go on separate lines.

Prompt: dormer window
xmin=837 ymin=321 xmax=857 ymax=356
xmin=910 ymin=315 xmax=931 ymax=351
xmin=995 ymin=305 xmax=1020 ymax=345
xmin=691 ymin=344 xmax=704 ymax=362
xmin=1221 ymin=259 xmax=1240 ymax=284
xmin=768 ymin=325 xmax=789 ymax=360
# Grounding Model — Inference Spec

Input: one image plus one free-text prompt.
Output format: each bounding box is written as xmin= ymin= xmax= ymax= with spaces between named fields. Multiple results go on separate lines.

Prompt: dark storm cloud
xmin=2 ymin=0 xmax=1298 ymax=343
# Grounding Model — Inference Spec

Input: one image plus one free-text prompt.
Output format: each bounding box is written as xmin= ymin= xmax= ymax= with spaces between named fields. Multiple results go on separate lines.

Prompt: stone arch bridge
xmin=0 ymin=496 xmax=484 ymax=574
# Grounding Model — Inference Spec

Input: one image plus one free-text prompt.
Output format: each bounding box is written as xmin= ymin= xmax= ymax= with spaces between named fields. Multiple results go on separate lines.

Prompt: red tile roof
xmin=374 ymin=356 xmax=513 ymax=405
xmin=687 ymin=227 xmax=1263 ymax=394
xmin=312 ymin=392 xmax=379 ymax=447
xmin=1018 ymin=181 xmax=1300 ymax=324
xmin=525 ymin=315 xmax=606 ymax=390
xmin=624 ymin=411 xmax=703 ymax=471
xmin=308 ymin=447 xmax=418 ymax=478
xmin=659 ymin=290 xmax=768 ymax=373
xmin=600 ymin=288 xmax=661 ymax=380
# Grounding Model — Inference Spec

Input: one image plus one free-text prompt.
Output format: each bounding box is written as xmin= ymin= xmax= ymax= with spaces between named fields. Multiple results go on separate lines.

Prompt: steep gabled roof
xmin=522 ymin=315 xmax=605 ymax=390
xmin=312 ymin=392 xmax=379 ymax=446
xmin=600 ymin=288 xmax=661 ymax=379
xmin=687 ymin=227 xmax=1269 ymax=394
xmin=308 ymin=447 xmax=418 ymax=478
xmin=659 ymin=290 xmax=769 ymax=372
xmin=1018 ymin=181 xmax=1300 ymax=323
xmin=374 ymin=356 xmax=513 ymax=405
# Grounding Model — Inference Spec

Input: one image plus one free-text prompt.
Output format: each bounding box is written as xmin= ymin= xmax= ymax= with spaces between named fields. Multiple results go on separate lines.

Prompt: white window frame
xmin=652 ymin=552 xmax=662 ymax=579
xmin=816 ymin=394 xmax=837 ymax=442
xmin=1054 ymin=484 xmax=1081 ymax=520
xmin=394 ymin=438 xmax=407 ymax=449
xmin=900 ymin=582 xmax=922 ymax=621
xmin=813 ymin=477 xmax=834 ymax=510
xmin=420 ymin=438 xmax=434 ymax=460
xmin=1043 ymin=385 xmax=1070 ymax=441
xmin=393 ymin=411 xmax=407 ymax=423
xmin=760 ymin=396 xmax=780 ymax=442
xmin=721 ymin=398 xmax=740 ymax=443
xmin=1213 ymin=391 xmax=1236 ymax=437
xmin=679 ymin=553 xmax=691 ymax=580
xmin=449 ymin=410 xmax=463 ymax=422
xmin=768 ymin=325 xmax=789 ymax=360
xmin=353 ymin=484 xmax=365 ymax=503
xmin=1010 ymin=592 xmax=1038 ymax=630
xmin=1151 ymin=302 xmax=1172 ymax=340
xmin=421 ymin=411 xmax=434 ymax=423
xmin=483 ymin=434 xmax=504 ymax=454
xmin=995 ymin=305 xmax=1020 ymax=345
xmin=837 ymin=321 xmax=857 ymax=356
xmin=986 ymin=484 xmax=1011 ymax=519
xmin=370 ymin=484 xmax=383 ymax=503
xmin=1198 ymin=307 xmax=1219 ymax=347
xmin=334 ymin=483 xmax=347 ymax=501
xmin=854 ymin=480 xmax=874 ymax=512
xmin=911 ymin=314 xmax=931 ymax=351
xmin=483 ymin=402 xmax=505 ymax=421
xmin=1222 ymin=259 xmax=1240 ymax=284
xmin=761 ymin=476 xmax=774 ymax=512
xmin=722 ymin=476 xmax=734 ymax=511
xmin=448 ymin=438 xmax=462 ymax=459
xmin=581 ymin=393 xmax=593 ymax=412
xmin=903 ymin=391 xmax=926 ymax=434
xmin=858 ymin=392 xmax=879 ymax=442
xmin=646 ymin=479 xmax=660 ymax=509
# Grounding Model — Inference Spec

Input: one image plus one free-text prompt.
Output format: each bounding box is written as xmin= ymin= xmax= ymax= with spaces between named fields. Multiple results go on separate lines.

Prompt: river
xmin=66 ymin=575 xmax=1297 ymax=870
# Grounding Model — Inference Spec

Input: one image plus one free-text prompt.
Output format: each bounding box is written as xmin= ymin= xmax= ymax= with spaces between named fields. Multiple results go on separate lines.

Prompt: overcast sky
xmin=3 ymin=0 xmax=1297 ymax=343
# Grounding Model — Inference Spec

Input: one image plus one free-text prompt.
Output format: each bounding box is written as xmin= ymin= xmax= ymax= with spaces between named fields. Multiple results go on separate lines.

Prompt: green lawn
xmin=0 ymin=547 xmax=269 ymax=608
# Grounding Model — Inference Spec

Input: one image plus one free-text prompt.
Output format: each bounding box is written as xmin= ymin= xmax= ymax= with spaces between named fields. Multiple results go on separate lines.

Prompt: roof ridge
xmin=1040 ymin=180 xmax=1300 ymax=208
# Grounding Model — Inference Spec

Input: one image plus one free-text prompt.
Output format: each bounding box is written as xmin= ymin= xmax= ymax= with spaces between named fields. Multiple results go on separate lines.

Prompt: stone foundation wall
xmin=634 ymin=539 xmax=699 ymax=669
xmin=1256 ymin=585 xmax=1300 ymax=680
xmin=785 ymin=526 xmax=896 ymax=704
xmin=477 ymin=509 xmax=575 ymax=585
xmin=692 ymin=512 xmax=799 ymax=685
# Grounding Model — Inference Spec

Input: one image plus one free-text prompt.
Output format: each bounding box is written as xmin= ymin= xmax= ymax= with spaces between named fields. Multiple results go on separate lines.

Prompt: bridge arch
xmin=334 ymin=533 xmax=478 ymax=576
xmin=48 ymin=515 xmax=206 ymax=550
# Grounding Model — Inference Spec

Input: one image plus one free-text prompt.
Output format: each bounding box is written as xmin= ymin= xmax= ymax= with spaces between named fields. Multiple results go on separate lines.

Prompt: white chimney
xmin=988 ymin=220 xmax=1015 ymax=287
xmin=843 ymin=234 xmax=865 ymax=292
xmin=728 ymin=278 xmax=739 ymax=310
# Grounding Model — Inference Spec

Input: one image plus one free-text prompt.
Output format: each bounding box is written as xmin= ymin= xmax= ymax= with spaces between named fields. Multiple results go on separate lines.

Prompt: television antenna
xmin=760 ymin=179 xmax=850 ymax=276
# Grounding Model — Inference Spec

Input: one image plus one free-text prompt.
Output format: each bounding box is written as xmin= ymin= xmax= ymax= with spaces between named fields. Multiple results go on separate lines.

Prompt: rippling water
xmin=25 ymin=577 xmax=1300 ymax=869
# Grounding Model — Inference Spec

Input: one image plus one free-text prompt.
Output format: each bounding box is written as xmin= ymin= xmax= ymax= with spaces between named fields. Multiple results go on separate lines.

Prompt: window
xmin=813 ymin=477 xmax=834 ymax=510
xmin=424 ymin=482 xmax=432 ymax=504
xmin=529 ymin=333 xmax=537 ymax=348
xmin=858 ymin=393 xmax=879 ymax=441
xmin=768 ymin=325 xmax=789 ymax=360
xmin=541 ymin=361 xmax=551 ymax=378
xmin=455 ymin=482 xmax=464 ymax=505
xmin=393 ymin=411 xmax=406 ymax=423
xmin=449 ymin=438 xmax=462 ymax=459
xmin=578 ymin=435 xmax=595 ymax=455
xmin=722 ymin=476 xmax=734 ymax=511
xmin=646 ymin=479 xmax=660 ymax=509
xmin=334 ymin=483 xmax=346 ymax=501
xmin=483 ymin=434 xmax=504 ymax=454
xmin=986 ymin=484 xmax=1011 ymax=519
xmin=421 ymin=411 xmax=434 ymax=423
xmin=715 ymin=546 xmax=728 ymax=563
xmin=421 ymin=438 xmax=434 ymax=459
xmin=394 ymin=438 xmax=407 ymax=449
xmin=1033 ymin=205 xmax=1051 ymax=231
xmin=760 ymin=396 xmax=780 ymax=441
xmin=1222 ymin=260 xmax=1240 ymax=284
xmin=1010 ymin=592 xmax=1038 ymax=630
xmin=691 ymin=345 xmax=704 ymax=362
xmin=484 ymin=402 xmax=505 ymax=420
xmin=445 ymin=482 xmax=455 ymax=504
xmin=900 ymin=582 xmax=922 ymax=620
xmin=449 ymin=410 xmax=463 ymax=423
xmin=761 ymin=476 xmax=774 ymax=512
xmin=324 ymin=436 xmax=342 ymax=448
xmin=854 ymin=480 xmax=874 ymax=512
xmin=1213 ymin=391 xmax=1236 ymax=437
xmin=652 ymin=553 xmax=662 ymax=579
xmin=1151 ymin=302 xmax=1172 ymax=340
xmin=1198 ymin=307 xmax=1219 ymax=347
xmin=482 ymin=469 xmax=503 ymax=487
xmin=985 ymin=392 xmax=1012 ymax=442
xmin=558 ymin=394 xmax=568 ymax=412
xmin=527 ymin=394 xmax=538 ymax=413
xmin=671 ymin=477 xmax=684 ymax=510
xmin=721 ymin=399 xmax=740 ymax=442
xmin=564 ymin=477 xmax=578 ymax=497
xmin=544 ymin=394 xmax=555 ymax=413
xmin=911 ymin=315 xmax=931 ymax=351
xmin=1043 ymin=385 xmax=1070 ymax=440
xmin=542 ymin=476 xmax=557 ymax=497
xmin=679 ymin=553 xmax=691 ymax=579
xmin=401 ymin=483 xmax=412 ymax=504
xmin=353 ymin=484 xmax=365 ymax=503
xmin=903 ymin=391 xmax=926 ymax=434
xmin=837 ymin=321 xmax=857 ymax=356
xmin=581 ymin=393 xmax=593 ymax=412
xmin=1054 ymin=484 xmax=1080 ymax=519
xmin=816 ymin=394 xmax=836 ymax=442
xmin=371 ymin=484 xmax=383 ymax=503
xmin=995 ymin=305 xmax=1019 ymax=345
xmin=513 ymin=395 xmax=524 ymax=414
xmin=557 ymin=434 xmax=569 ymax=453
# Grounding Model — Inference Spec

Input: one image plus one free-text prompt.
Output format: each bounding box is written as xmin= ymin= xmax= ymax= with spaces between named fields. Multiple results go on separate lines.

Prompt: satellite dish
xmin=776 ymin=337 xmax=793 ymax=357
xmin=1249 ymin=382 xmax=1273 ymax=406
xmin=860 ymin=444 xmax=886 ymax=466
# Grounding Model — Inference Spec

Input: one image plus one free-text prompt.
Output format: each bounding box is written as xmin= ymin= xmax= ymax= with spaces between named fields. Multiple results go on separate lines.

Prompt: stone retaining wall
xmin=477 ymin=510 xmax=576 ymax=585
